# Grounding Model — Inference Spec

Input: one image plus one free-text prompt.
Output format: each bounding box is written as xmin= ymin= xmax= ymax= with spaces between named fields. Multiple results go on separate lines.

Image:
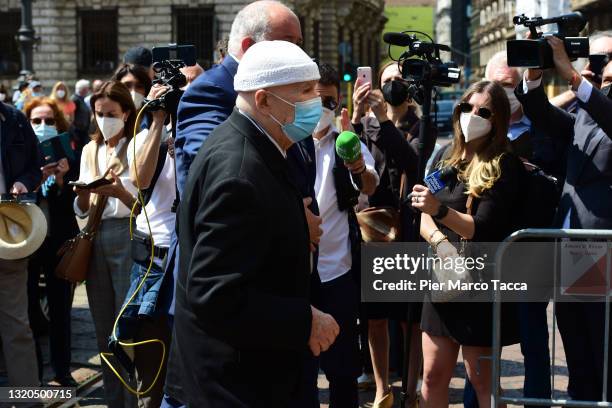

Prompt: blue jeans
xmin=464 ymin=302 xmax=550 ymax=408
xmin=116 ymin=259 xmax=165 ymax=340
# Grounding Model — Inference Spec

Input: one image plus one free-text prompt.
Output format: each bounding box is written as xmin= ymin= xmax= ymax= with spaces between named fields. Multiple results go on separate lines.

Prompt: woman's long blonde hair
xmin=441 ymin=80 xmax=511 ymax=197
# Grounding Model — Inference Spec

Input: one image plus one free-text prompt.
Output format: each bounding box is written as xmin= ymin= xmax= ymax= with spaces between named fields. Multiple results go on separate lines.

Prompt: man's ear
xmin=254 ymin=90 xmax=271 ymax=115
xmin=241 ymin=37 xmax=256 ymax=54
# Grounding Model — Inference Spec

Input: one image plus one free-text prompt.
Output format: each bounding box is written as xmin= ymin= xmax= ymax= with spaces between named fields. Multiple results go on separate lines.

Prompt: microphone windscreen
xmin=382 ymin=32 xmax=413 ymax=47
xmin=335 ymin=131 xmax=361 ymax=163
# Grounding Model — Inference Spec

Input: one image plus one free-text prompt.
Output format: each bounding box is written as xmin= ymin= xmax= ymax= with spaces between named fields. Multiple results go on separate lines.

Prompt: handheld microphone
xmin=405 ymin=166 xmax=457 ymax=204
xmin=335 ymin=131 xmax=362 ymax=163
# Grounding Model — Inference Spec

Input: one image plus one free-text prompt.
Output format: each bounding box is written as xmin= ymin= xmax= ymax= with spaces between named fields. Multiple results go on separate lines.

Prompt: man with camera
xmin=516 ymin=32 xmax=612 ymax=400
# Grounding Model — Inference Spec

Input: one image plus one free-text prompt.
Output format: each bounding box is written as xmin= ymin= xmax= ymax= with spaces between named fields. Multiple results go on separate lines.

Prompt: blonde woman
xmin=50 ymin=81 xmax=76 ymax=123
xmin=410 ymin=80 xmax=522 ymax=407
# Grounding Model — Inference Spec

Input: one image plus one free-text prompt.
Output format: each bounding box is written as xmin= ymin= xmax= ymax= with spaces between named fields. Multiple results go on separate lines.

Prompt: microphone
xmin=335 ymin=131 xmax=361 ymax=163
xmin=383 ymin=32 xmax=414 ymax=47
xmin=406 ymin=166 xmax=457 ymax=203
xmin=424 ymin=166 xmax=458 ymax=194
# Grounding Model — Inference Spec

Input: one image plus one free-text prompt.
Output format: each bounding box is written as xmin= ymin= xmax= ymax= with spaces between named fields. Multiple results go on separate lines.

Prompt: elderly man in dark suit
xmin=516 ymin=34 xmax=612 ymax=400
xmin=168 ymin=40 xmax=338 ymax=407
xmin=0 ymin=101 xmax=42 ymax=386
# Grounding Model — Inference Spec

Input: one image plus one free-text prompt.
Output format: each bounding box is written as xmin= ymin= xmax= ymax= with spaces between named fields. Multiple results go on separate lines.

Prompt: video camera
xmin=383 ymin=32 xmax=461 ymax=87
xmin=507 ymin=12 xmax=589 ymax=69
xmin=144 ymin=44 xmax=196 ymax=113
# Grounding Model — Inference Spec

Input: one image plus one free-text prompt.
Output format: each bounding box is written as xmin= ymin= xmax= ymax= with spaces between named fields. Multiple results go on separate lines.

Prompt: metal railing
xmin=491 ymin=228 xmax=612 ymax=407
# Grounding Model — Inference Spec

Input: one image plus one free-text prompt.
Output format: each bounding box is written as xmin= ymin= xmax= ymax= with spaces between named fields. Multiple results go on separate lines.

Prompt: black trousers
xmin=292 ymin=272 xmax=361 ymax=408
xmin=556 ymin=301 xmax=612 ymax=401
xmin=28 ymin=238 xmax=74 ymax=380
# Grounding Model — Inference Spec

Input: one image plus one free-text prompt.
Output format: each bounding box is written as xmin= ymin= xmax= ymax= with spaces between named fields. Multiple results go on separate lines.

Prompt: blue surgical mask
xmin=32 ymin=92 xmax=43 ymax=98
xmin=33 ymin=123 xmax=58 ymax=143
xmin=267 ymin=92 xmax=322 ymax=143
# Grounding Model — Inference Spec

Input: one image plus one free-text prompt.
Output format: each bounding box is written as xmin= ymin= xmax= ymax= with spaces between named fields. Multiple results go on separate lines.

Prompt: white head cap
xmin=234 ymin=41 xmax=319 ymax=92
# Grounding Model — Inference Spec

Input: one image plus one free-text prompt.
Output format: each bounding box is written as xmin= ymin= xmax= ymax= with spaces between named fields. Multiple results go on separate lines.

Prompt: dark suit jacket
xmin=175 ymin=56 xmax=239 ymax=197
xmin=516 ymin=82 xmax=612 ymax=229
xmin=0 ymin=102 xmax=41 ymax=191
xmin=167 ymin=110 xmax=312 ymax=407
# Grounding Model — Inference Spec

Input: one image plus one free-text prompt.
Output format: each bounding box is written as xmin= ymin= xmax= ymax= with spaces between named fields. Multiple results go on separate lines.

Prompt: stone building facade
xmin=0 ymin=0 xmax=386 ymax=90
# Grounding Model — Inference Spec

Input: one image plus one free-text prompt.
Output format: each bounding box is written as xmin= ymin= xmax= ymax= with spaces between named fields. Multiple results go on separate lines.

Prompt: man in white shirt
xmin=297 ymin=63 xmax=378 ymax=408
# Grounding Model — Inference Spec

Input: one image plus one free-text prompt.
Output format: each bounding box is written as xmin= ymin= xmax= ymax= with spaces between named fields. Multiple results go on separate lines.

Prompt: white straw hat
xmin=0 ymin=203 xmax=47 ymax=260
xmin=234 ymin=40 xmax=320 ymax=92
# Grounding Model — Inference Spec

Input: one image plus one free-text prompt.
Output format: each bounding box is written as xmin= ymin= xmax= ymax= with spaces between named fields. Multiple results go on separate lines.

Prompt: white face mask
xmin=96 ymin=116 xmax=125 ymax=141
xmin=313 ymin=107 xmax=335 ymax=135
xmin=56 ymin=89 xmax=66 ymax=99
xmin=0 ymin=93 xmax=6 ymax=102
xmin=130 ymin=90 xmax=145 ymax=108
xmin=460 ymin=112 xmax=492 ymax=143
xmin=504 ymin=87 xmax=521 ymax=115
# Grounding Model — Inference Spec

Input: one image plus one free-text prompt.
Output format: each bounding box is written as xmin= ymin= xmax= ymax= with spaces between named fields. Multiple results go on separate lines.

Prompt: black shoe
xmin=50 ymin=375 xmax=78 ymax=387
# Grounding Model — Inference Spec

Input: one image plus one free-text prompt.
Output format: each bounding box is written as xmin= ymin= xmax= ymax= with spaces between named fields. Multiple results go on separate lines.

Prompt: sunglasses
xmin=30 ymin=117 xmax=56 ymax=126
xmin=458 ymin=102 xmax=493 ymax=119
xmin=321 ymin=96 xmax=338 ymax=111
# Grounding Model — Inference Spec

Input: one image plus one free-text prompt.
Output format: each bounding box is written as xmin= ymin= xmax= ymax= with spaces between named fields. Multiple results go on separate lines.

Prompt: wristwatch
xmin=433 ymin=204 xmax=449 ymax=220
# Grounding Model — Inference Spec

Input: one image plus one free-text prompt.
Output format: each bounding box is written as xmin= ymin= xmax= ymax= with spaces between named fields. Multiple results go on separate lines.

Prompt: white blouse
xmin=73 ymin=138 xmax=138 ymax=220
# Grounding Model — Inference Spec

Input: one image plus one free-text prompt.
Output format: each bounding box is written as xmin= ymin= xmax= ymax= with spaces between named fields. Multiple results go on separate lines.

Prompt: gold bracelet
xmin=429 ymin=229 xmax=442 ymax=242
xmin=431 ymin=235 xmax=448 ymax=253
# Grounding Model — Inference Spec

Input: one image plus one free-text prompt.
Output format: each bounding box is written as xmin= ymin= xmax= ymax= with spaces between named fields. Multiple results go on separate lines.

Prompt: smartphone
xmin=357 ymin=67 xmax=372 ymax=86
xmin=69 ymin=177 xmax=113 ymax=190
xmin=152 ymin=44 xmax=196 ymax=66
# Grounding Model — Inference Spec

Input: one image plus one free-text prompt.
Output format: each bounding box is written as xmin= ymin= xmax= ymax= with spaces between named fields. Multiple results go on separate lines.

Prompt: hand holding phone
xmin=69 ymin=177 xmax=113 ymax=190
xmin=357 ymin=67 xmax=372 ymax=87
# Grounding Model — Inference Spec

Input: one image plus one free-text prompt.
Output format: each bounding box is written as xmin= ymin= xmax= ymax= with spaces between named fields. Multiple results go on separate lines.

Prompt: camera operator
xmin=547 ymin=31 xmax=612 ymax=110
xmin=115 ymin=83 xmax=174 ymax=408
xmin=516 ymin=32 xmax=612 ymax=400
xmin=351 ymin=61 xmax=435 ymax=408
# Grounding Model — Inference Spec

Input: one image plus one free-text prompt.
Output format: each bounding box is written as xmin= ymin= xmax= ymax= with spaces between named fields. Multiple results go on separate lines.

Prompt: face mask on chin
xmin=503 ymin=87 xmax=521 ymax=115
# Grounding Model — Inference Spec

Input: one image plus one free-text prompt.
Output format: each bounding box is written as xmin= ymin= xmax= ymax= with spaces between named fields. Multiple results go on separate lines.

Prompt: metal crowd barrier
xmin=491 ymin=229 xmax=612 ymax=407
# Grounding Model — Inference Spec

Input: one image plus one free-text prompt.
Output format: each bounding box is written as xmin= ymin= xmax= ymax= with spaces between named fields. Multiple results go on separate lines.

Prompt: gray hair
xmin=228 ymin=1 xmax=291 ymax=56
xmin=484 ymin=50 xmax=522 ymax=83
xmin=75 ymin=79 xmax=90 ymax=93
xmin=590 ymin=30 xmax=612 ymax=43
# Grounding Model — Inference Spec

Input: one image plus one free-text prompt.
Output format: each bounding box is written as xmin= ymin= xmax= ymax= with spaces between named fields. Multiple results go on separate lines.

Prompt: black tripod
xmin=399 ymin=81 xmax=434 ymax=407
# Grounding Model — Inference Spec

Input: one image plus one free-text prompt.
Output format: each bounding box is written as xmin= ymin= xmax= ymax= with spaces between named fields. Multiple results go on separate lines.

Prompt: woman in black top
xmin=352 ymin=61 xmax=435 ymax=408
xmin=411 ymin=80 xmax=522 ymax=407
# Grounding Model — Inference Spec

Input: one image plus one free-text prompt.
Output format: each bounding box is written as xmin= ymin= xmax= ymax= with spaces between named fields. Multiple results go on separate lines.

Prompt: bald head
xmin=485 ymin=51 xmax=521 ymax=88
xmin=228 ymin=1 xmax=302 ymax=59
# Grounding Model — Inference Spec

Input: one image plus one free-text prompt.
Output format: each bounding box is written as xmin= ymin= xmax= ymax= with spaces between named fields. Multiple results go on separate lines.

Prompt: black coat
xmin=167 ymin=109 xmax=312 ymax=407
xmin=0 ymin=102 xmax=41 ymax=191
xmin=516 ymin=82 xmax=612 ymax=229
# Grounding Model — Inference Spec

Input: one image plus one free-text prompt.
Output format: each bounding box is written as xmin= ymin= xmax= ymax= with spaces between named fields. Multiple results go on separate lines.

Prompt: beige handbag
xmin=356 ymin=171 xmax=406 ymax=242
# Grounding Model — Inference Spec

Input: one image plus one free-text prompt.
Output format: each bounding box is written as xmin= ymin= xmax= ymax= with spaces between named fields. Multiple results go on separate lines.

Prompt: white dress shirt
xmin=73 ymin=138 xmax=138 ymax=220
xmin=314 ymin=126 xmax=378 ymax=283
xmin=522 ymin=71 xmax=593 ymax=103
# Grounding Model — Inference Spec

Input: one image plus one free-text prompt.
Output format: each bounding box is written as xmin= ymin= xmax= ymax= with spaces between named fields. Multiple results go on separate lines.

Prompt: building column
xmin=318 ymin=0 xmax=338 ymax=69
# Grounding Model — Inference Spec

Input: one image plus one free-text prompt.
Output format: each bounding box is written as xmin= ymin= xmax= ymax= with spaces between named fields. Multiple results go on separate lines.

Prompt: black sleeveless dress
xmin=420 ymin=152 xmax=522 ymax=347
